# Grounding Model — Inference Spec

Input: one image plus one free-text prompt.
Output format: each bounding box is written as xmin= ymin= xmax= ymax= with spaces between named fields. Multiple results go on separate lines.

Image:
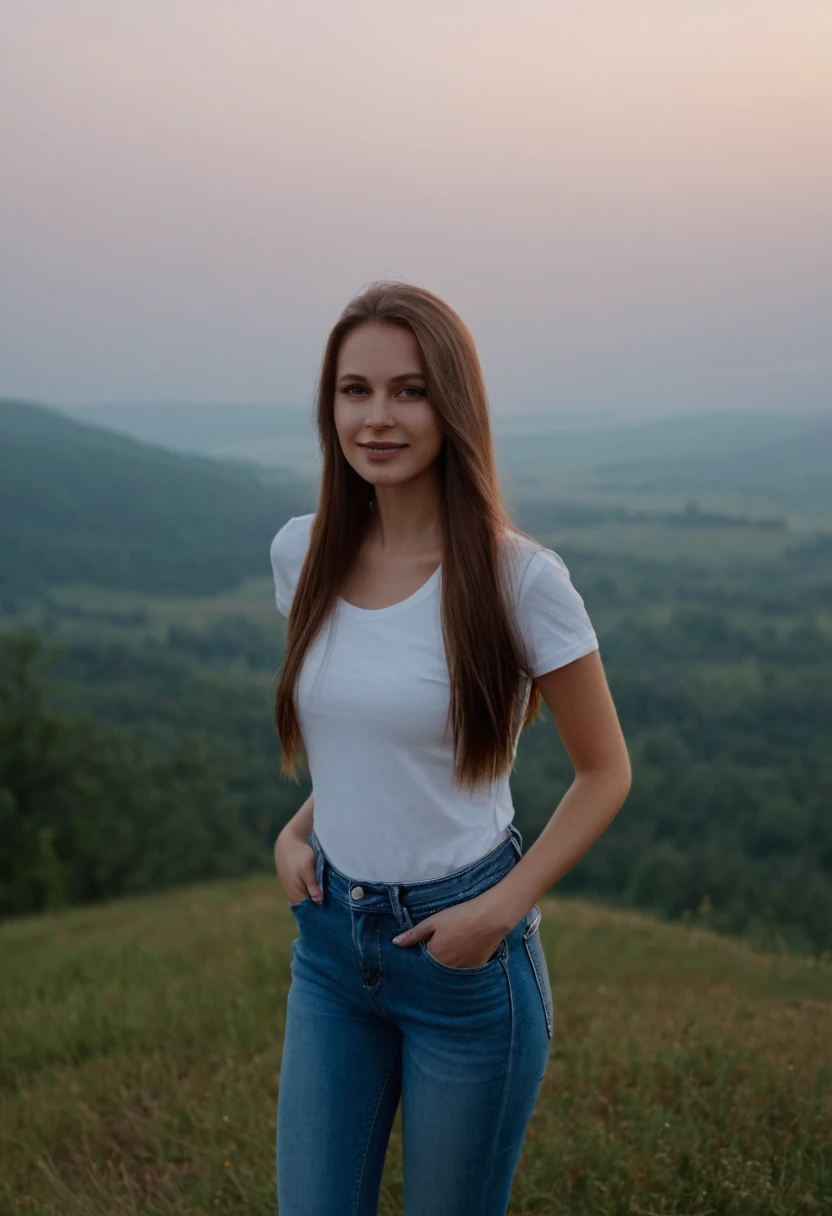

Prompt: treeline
xmin=513 ymin=497 xmax=786 ymax=532
xmin=2 ymin=601 xmax=829 ymax=956
xmin=0 ymin=632 xmax=266 ymax=915
xmin=512 ymin=663 xmax=832 ymax=956
xmin=533 ymin=540 xmax=832 ymax=617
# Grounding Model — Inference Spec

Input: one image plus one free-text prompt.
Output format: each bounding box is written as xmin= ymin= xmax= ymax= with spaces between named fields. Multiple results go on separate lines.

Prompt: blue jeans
xmin=276 ymin=823 xmax=553 ymax=1215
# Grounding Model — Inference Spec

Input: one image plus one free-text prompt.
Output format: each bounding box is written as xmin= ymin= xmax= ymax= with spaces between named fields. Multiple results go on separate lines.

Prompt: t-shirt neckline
xmin=336 ymin=563 xmax=442 ymax=619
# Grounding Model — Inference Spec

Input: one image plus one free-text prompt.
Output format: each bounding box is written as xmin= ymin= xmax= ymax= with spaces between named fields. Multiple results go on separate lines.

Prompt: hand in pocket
xmin=274 ymin=832 xmax=323 ymax=906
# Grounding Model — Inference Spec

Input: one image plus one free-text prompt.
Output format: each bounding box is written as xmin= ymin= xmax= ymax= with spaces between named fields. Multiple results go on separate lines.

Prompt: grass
xmin=1 ymin=879 xmax=830 ymax=1215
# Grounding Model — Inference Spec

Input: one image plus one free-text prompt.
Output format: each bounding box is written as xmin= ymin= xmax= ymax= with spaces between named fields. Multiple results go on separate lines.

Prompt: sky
xmin=1 ymin=0 xmax=830 ymax=419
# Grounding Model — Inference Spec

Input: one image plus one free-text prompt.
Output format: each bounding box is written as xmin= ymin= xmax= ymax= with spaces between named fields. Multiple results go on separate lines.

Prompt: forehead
xmin=336 ymin=322 xmax=423 ymax=373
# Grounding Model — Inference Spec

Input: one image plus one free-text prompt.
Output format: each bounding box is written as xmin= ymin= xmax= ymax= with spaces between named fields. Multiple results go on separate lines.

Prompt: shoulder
xmin=270 ymin=513 xmax=314 ymax=615
xmin=499 ymin=527 xmax=560 ymax=597
xmin=270 ymin=512 xmax=314 ymax=568
xmin=500 ymin=526 xmax=598 ymax=676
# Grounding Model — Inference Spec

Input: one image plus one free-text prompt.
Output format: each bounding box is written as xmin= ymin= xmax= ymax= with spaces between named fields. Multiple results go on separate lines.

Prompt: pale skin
xmin=274 ymin=321 xmax=632 ymax=968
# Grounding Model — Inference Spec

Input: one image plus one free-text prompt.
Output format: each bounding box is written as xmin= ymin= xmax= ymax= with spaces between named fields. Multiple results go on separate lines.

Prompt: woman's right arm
xmin=274 ymin=792 xmax=323 ymax=904
xmin=279 ymin=791 xmax=315 ymax=843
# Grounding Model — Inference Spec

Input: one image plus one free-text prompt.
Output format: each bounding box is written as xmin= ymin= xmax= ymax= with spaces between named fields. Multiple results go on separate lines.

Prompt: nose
xmin=364 ymin=390 xmax=394 ymax=428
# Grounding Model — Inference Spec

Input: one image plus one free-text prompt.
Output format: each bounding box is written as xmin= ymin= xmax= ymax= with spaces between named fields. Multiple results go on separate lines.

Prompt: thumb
xmin=392 ymin=919 xmax=433 ymax=947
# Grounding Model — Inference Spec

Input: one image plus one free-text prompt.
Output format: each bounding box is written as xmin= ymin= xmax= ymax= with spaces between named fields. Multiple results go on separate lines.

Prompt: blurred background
xmin=1 ymin=2 xmax=830 ymax=1211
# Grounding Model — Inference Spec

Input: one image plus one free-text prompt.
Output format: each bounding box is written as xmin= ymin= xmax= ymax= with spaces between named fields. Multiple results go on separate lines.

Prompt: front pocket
xmin=523 ymin=906 xmax=553 ymax=1038
xmin=289 ymin=895 xmax=313 ymax=912
xmin=419 ymin=936 xmax=506 ymax=976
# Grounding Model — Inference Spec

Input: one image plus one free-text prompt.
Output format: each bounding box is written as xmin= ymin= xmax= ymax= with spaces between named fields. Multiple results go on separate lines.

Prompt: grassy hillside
xmin=0 ymin=398 xmax=311 ymax=599
xmin=1 ymin=878 xmax=830 ymax=1214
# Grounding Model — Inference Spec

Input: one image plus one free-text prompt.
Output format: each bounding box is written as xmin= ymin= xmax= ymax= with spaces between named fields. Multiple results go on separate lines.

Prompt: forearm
xmin=484 ymin=770 xmax=630 ymax=932
xmin=278 ymin=790 xmax=315 ymax=842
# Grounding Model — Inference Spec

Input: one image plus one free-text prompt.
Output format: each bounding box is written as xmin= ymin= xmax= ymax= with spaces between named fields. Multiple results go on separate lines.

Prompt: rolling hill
xmin=0 ymin=398 xmax=311 ymax=599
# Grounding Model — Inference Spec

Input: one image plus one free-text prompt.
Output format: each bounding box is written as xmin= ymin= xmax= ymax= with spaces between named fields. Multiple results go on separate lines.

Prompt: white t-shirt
xmin=270 ymin=513 xmax=599 ymax=882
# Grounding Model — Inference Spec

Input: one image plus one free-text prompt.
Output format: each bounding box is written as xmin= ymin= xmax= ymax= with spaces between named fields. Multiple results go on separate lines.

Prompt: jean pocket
xmin=401 ymin=901 xmax=506 ymax=976
xmin=419 ymin=936 xmax=507 ymax=976
xmin=523 ymin=905 xmax=553 ymax=1039
xmin=289 ymin=835 xmax=325 ymax=914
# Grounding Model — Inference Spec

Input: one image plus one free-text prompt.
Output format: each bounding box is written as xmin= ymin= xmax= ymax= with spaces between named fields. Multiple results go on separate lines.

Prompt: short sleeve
xmin=269 ymin=514 xmax=313 ymax=618
xmin=515 ymin=548 xmax=599 ymax=677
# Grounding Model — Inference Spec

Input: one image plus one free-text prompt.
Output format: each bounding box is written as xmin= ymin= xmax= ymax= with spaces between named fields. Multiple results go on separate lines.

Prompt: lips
xmin=358 ymin=443 xmax=408 ymax=450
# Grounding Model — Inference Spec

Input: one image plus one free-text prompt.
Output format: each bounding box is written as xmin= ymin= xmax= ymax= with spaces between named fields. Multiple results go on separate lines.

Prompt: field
xmin=2 ymin=878 xmax=830 ymax=1215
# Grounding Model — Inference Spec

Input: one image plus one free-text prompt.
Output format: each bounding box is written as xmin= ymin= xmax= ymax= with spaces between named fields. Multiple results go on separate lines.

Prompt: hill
xmin=1 ymin=876 xmax=829 ymax=1214
xmin=58 ymin=400 xmax=832 ymax=509
xmin=0 ymin=398 xmax=311 ymax=599
xmin=497 ymin=410 xmax=832 ymax=508
xmin=60 ymin=402 xmax=825 ymax=465
xmin=594 ymin=414 xmax=832 ymax=506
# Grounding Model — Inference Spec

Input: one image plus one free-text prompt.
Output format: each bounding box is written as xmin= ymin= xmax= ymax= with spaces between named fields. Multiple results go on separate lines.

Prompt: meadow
xmin=2 ymin=877 xmax=830 ymax=1215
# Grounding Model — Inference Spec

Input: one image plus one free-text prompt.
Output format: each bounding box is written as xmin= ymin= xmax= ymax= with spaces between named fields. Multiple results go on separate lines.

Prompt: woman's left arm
xmin=481 ymin=648 xmax=632 ymax=934
xmin=392 ymin=650 xmax=631 ymax=963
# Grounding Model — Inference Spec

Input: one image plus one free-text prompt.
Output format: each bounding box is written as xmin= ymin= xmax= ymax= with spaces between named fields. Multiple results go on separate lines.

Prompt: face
xmin=333 ymin=322 xmax=445 ymax=487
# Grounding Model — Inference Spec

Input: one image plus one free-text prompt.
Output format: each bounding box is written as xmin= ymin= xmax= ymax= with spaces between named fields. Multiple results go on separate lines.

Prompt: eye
xmin=339 ymin=384 xmax=426 ymax=398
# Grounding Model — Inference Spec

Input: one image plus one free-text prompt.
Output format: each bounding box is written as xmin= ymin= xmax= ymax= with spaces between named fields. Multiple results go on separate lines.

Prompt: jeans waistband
xmin=306 ymin=823 xmax=524 ymax=915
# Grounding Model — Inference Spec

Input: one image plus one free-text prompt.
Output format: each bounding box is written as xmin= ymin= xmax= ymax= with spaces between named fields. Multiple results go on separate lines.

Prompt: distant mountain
xmin=592 ymin=414 xmax=832 ymax=506
xmin=57 ymin=402 xmax=322 ymax=473
xmin=495 ymin=409 xmax=832 ymax=505
xmin=59 ymin=401 xmax=617 ymax=451
xmin=58 ymin=401 xmax=315 ymax=448
xmin=58 ymin=402 xmax=826 ymax=479
xmin=496 ymin=409 xmax=827 ymax=465
xmin=0 ymin=398 xmax=311 ymax=600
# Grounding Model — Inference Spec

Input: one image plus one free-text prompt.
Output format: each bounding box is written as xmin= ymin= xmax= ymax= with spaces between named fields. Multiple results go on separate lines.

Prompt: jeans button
xmin=351 ymin=885 xmax=365 ymax=900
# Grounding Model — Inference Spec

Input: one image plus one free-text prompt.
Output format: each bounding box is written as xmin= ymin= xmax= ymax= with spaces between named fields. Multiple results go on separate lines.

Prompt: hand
xmin=274 ymin=829 xmax=323 ymax=906
xmin=391 ymin=891 xmax=506 ymax=969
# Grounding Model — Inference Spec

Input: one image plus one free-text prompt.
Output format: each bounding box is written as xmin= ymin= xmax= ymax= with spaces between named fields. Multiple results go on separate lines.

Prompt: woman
xmin=270 ymin=280 xmax=631 ymax=1215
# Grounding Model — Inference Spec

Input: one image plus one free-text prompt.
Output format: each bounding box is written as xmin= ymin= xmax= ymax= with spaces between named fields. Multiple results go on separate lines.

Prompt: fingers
xmin=392 ymin=919 xmax=432 ymax=946
xmin=303 ymin=858 xmax=324 ymax=903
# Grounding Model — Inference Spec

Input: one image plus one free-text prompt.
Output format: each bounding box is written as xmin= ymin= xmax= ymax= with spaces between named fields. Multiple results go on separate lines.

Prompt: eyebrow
xmin=337 ymin=372 xmax=426 ymax=383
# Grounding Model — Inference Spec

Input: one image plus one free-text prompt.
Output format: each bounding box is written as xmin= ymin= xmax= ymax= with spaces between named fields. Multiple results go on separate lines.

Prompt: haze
xmin=1 ymin=0 xmax=830 ymax=418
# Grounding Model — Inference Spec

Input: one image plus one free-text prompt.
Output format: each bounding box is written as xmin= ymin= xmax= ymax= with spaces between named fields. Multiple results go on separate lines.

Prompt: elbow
xmin=576 ymin=757 xmax=632 ymax=813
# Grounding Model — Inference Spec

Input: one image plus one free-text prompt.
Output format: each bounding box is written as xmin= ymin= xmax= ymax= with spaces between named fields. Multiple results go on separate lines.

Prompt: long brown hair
xmin=275 ymin=280 xmax=542 ymax=790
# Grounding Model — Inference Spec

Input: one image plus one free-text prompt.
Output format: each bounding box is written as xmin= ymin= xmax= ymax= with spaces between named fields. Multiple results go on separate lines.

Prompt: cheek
xmin=332 ymin=400 xmax=354 ymax=444
xmin=411 ymin=406 xmax=444 ymax=454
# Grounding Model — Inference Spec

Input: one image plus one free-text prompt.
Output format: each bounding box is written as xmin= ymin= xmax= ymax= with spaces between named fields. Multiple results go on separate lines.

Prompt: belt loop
xmin=387 ymin=884 xmax=412 ymax=933
xmin=508 ymin=822 xmax=524 ymax=859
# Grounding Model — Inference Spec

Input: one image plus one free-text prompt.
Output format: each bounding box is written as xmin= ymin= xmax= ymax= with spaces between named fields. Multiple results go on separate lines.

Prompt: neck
xmin=368 ymin=463 xmax=443 ymax=555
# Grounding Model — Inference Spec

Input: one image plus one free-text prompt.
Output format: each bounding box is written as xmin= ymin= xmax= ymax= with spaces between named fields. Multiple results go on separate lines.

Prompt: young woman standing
xmin=271 ymin=281 xmax=631 ymax=1215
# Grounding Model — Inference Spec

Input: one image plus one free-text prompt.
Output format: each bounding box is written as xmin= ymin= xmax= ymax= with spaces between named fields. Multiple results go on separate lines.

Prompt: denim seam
xmin=484 ymin=949 xmax=515 ymax=1198
xmin=374 ymin=918 xmax=382 ymax=975
xmin=351 ymin=1044 xmax=401 ymax=1216
xmin=350 ymin=905 xmax=390 ymax=1017
xmin=523 ymin=924 xmax=553 ymax=1039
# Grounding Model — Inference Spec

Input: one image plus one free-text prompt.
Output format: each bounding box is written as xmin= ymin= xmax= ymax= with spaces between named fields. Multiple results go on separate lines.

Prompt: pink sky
xmin=1 ymin=0 xmax=830 ymax=417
